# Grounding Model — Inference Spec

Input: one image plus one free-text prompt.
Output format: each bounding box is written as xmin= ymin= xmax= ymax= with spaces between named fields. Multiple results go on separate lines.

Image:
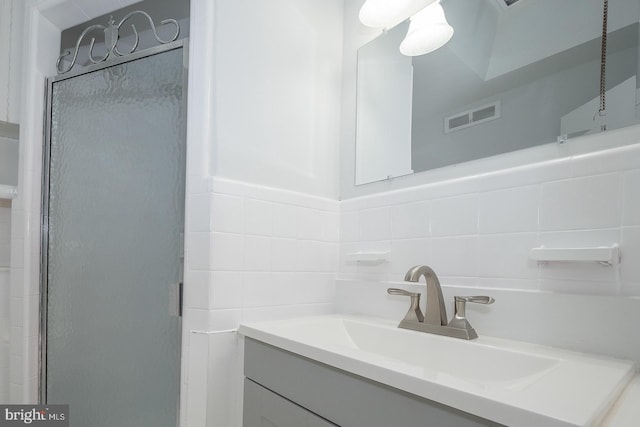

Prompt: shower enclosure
xmin=41 ymin=41 xmax=187 ymax=426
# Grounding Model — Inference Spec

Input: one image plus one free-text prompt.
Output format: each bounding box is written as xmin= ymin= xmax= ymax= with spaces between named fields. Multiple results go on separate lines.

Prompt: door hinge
xmin=170 ymin=282 xmax=184 ymax=317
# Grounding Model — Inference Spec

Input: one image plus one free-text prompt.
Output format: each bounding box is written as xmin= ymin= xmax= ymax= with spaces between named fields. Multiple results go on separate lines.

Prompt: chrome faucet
xmin=403 ymin=265 xmax=447 ymax=326
xmin=387 ymin=265 xmax=495 ymax=340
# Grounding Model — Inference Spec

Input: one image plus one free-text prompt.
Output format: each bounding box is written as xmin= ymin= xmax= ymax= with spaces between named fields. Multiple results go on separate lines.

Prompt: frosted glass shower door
xmin=44 ymin=45 xmax=186 ymax=427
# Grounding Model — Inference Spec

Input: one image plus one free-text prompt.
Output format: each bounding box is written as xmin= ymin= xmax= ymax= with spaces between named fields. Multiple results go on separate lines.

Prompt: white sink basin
xmin=238 ymin=315 xmax=636 ymax=427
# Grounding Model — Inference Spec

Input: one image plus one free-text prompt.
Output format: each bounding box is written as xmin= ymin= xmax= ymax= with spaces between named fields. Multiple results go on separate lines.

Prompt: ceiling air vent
xmin=444 ymin=101 xmax=501 ymax=134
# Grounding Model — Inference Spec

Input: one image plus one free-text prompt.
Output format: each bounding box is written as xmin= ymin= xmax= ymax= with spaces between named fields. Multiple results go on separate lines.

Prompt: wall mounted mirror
xmin=355 ymin=0 xmax=640 ymax=185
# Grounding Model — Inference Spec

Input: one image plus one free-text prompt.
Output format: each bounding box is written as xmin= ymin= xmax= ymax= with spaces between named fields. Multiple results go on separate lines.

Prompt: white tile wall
xmin=621 ymin=227 xmax=640 ymax=296
xmin=476 ymin=233 xmax=539 ymax=280
xmin=358 ymin=207 xmax=392 ymax=241
xmin=185 ymin=331 xmax=240 ymax=426
xmin=0 ymin=204 xmax=10 ymax=266
xmin=623 ymin=170 xmax=640 ymax=226
xmin=210 ymin=233 xmax=244 ymax=271
xmin=391 ymin=201 xmax=429 ymax=239
xmin=0 ymin=204 xmax=10 ymax=402
xmin=335 ymin=280 xmax=640 ymax=362
xmin=338 ymin=136 xmax=640 ymax=297
xmin=390 ymin=238 xmax=430 ymax=276
xmin=0 ymin=0 xmax=23 ymax=123
xmin=478 ymin=186 xmax=539 ymax=234
xmin=430 ymin=236 xmax=478 ymax=278
xmin=540 ymin=173 xmax=623 ymax=231
xmin=185 ymin=176 xmax=339 ymax=330
xmin=430 ymin=194 xmax=478 ymax=237
xmin=183 ymin=177 xmax=339 ymax=426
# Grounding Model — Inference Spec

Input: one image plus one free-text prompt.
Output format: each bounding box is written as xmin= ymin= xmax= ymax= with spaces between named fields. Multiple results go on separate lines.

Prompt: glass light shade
xmin=399 ymin=1 xmax=454 ymax=56
xmin=359 ymin=0 xmax=438 ymax=29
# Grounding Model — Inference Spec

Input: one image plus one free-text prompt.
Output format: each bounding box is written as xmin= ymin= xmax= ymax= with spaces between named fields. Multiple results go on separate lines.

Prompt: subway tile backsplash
xmin=185 ymin=177 xmax=339 ymax=331
xmin=183 ymin=132 xmax=640 ymax=339
xmin=358 ymin=207 xmax=392 ymax=241
xmin=539 ymin=173 xmax=623 ymax=231
xmin=0 ymin=205 xmax=9 ymax=402
xmin=429 ymin=194 xmax=478 ymax=237
xmin=621 ymin=226 xmax=640 ymax=295
xmin=391 ymin=201 xmax=430 ymax=239
xmin=623 ymin=170 xmax=640 ymax=226
xmin=0 ymin=205 xmax=10 ymax=267
xmin=338 ymin=136 xmax=640 ymax=297
xmin=478 ymin=186 xmax=539 ymax=234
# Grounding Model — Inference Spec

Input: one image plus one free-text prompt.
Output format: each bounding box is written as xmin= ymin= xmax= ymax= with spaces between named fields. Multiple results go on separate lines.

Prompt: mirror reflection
xmin=355 ymin=0 xmax=640 ymax=185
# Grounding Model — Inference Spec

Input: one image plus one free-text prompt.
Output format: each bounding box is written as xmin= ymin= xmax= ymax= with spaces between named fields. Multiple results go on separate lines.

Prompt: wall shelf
xmin=529 ymin=245 xmax=621 ymax=266
xmin=345 ymin=251 xmax=390 ymax=264
xmin=0 ymin=185 xmax=17 ymax=200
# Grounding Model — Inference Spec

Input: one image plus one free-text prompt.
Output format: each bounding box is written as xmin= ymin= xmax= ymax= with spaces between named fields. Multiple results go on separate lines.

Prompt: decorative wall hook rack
xmin=56 ymin=10 xmax=180 ymax=74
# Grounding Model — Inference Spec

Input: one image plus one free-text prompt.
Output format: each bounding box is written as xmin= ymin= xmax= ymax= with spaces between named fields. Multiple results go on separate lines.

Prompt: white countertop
xmin=601 ymin=376 xmax=640 ymax=426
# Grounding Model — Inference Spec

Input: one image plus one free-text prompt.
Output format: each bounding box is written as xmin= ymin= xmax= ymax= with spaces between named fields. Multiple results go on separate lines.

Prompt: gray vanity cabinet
xmin=244 ymin=379 xmax=337 ymax=427
xmin=243 ymin=338 xmax=503 ymax=427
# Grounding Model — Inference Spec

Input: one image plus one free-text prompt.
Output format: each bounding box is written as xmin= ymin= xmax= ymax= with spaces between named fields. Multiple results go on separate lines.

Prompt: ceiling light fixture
xmin=359 ymin=0 xmax=438 ymax=30
xmin=399 ymin=0 xmax=454 ymax=56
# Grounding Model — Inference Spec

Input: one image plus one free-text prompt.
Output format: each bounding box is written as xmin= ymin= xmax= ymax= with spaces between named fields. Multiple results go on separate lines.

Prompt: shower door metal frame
xmin=39 ymin=39 xmax=189 ymax=415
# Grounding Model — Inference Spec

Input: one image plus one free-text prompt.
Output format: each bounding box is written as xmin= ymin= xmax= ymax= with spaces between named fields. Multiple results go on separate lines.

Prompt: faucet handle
xmin=453 ymin=296 xmax=495 ymax=321
xmin=387 ymin=288 xmax=419 ymax=297
xmin=455 ymin=295 xmax=495 ymax=305
xmin=448 ymin=295 xmax=495 ymax=338
xmin=387 ymin=288 xmax=424 ymax=323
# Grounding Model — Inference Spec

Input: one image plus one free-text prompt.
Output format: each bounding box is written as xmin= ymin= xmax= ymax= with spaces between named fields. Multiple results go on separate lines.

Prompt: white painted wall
xmin=0 ymin=0 xmax=24 ymax=123
xmin=213 ymin=0 xmax=344 ymax=199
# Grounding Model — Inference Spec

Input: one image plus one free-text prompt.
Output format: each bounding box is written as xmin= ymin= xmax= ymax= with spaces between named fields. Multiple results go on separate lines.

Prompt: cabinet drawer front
xmin=244 ymin=379 xmax=337 ymax=427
